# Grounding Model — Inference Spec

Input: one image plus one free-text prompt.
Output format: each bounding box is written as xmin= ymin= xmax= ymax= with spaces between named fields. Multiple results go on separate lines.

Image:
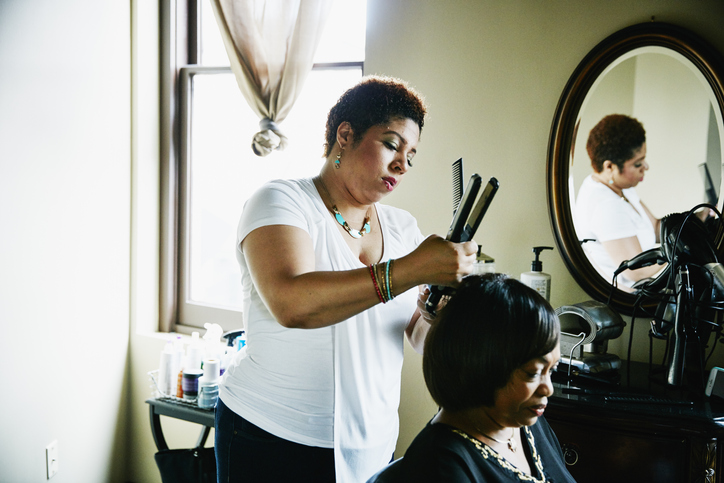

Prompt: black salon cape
xmin=392 ymin=417 xmax=576 ymax=482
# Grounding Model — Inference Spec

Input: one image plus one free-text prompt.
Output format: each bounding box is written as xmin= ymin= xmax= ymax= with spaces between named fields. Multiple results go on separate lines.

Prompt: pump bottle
xmin=472 ymin=246 xmax=496 ymax=274
xmin=521 ymin=246 xmax=553 ymax=301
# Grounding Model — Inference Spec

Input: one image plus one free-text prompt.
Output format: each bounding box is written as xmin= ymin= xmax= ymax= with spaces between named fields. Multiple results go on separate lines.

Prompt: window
xmin=161 ymin=0 xmax=367 ymax=333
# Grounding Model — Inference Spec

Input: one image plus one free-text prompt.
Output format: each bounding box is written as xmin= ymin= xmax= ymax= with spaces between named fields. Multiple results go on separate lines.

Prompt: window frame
xmin=160 ymin=0 xmax=364 ymax=333
xmin=177 ymin=66 xmax=242 ymax=332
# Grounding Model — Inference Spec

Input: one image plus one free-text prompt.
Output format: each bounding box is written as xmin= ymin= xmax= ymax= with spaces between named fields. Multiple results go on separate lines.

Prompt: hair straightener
xmin=425 ymin=159 xmax=499 ymax=314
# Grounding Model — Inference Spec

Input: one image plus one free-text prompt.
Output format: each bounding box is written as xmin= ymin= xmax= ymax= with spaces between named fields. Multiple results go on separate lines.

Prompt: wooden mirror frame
xmin=547 ymin=21 xmax=724 ymax=315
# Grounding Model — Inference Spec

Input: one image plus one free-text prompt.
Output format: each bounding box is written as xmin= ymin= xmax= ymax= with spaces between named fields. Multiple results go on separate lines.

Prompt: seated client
xmin=369 ymin=273 xmax=575 ymax=482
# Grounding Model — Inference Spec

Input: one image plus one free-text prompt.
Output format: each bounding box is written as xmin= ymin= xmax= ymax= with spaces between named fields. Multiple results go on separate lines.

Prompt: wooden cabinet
xmin=547 ymin=362 xmax=724 ymax=482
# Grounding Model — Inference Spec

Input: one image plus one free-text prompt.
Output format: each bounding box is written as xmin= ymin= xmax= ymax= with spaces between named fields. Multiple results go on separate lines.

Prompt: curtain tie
xmin=251 ymin=118 xmax=289 ymax=157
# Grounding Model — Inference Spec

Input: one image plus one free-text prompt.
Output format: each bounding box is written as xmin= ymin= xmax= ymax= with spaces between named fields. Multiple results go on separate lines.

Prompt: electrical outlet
xmin=46 ymin=440 xmax=58 ymax=479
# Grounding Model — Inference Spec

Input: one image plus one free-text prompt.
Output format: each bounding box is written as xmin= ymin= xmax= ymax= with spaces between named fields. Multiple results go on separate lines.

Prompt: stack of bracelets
xmin=368 ymin=259 xmax=395 ymax=304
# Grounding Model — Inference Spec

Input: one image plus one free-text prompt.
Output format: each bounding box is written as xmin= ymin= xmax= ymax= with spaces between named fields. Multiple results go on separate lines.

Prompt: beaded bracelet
xmin=369 ymin=260 xmax=396 ymax=304
xmin=376 ymin=262 xmax=388 ymax=302
xmin=385 ymin=259 xmax=394 ymax=302
xmin=369 ymin=264 xmax=385 ymax=303
xmin=369 ymin=259 xmax=395 ymax=304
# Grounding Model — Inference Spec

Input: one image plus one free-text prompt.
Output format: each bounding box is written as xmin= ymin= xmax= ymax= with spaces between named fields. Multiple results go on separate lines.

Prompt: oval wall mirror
xmin=547 ymin=21 xmax=724 ymax=315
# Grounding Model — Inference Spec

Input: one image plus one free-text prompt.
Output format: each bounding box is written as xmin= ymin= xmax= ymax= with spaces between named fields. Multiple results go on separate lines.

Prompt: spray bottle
xmin=521 ymin=246 xmax=553 ymax=301
xmin=202 ymin=323 xmax=224 ymax=364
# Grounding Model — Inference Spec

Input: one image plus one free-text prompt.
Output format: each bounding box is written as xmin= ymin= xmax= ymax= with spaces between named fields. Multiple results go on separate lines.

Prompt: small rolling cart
xmin=147 ymin=371 xmax=216 ymax=483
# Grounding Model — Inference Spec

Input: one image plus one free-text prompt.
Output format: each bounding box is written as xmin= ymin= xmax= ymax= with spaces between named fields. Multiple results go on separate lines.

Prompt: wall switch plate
xmin=46 ymin=440 xmax=58 ymax=479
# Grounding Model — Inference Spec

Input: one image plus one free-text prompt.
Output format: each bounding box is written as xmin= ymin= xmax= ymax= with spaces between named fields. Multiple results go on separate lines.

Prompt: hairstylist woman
xmin=574 ymin=114 xmax=662 ymax=288
xmin=215 ymin=76 xmax=478 ymax=483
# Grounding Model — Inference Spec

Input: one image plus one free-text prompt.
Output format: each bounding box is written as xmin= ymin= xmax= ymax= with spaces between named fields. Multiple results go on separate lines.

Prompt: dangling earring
xmin=608 ymin=178 xmax=614 ymax=185
xmin=334 ymin=150 xmax=342 ymax=169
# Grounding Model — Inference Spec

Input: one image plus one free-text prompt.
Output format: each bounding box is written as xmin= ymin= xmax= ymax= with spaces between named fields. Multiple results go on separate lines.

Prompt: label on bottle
xmin=198 ymin=384 xmax=219 ymax=409
xmin=529 ymin=278 xmax=550 ymax=301
xmin=176 ymin=371 xmax=184 ymax=398
xmin=521 ymin=273 xmax=550 ymax=301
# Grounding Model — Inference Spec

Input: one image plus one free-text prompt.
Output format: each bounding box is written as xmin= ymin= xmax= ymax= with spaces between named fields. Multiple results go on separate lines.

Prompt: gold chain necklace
xmin=477 ymin=427 xmax=518 ymax=453
xmin=316 ymin=177 xmax=372 ymax=239
xmin=468 ymin=413 xmax=518 ymax=453
xmin=453 ymin=428 xmax=546 ymax=483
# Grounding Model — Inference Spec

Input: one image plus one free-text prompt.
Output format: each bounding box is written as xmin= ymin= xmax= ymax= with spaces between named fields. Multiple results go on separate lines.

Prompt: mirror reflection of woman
xmin=574 ymin=114 xmax=663 ymax=288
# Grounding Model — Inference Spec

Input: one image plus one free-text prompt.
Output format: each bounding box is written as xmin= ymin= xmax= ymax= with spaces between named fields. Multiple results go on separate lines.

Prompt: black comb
xmin=452 ymin=158 xmax=463 ymax=214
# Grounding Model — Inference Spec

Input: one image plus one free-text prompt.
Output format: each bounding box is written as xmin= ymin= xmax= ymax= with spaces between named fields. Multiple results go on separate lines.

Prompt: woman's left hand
xmin=415 ymin=287 xmax=449 ymax=324
xmin=406 ymin=287 xmax=444 ymax=353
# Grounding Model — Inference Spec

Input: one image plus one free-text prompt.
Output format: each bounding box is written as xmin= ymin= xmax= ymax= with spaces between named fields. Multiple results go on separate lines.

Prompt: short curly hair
xmin=586 ymin=114 xmax=646 ymax=173
xmin=423 ymin=273 xmax=559 ymax=412
xmin=323 ymin=75 xmax=427 ymax=157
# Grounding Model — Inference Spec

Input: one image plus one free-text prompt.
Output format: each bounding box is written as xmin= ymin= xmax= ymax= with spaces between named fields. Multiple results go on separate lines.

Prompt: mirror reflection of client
xmin=575 ymin=114 xmax=663 ymax=289
xmin=368 ymin=273 xmax=575 ymax=483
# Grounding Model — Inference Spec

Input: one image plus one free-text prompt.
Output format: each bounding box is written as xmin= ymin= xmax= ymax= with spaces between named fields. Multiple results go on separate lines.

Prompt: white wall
xmin=573 ymin=51 xmax=720 ymax=215
xmin=2 ymin=1 xmax=724 ymax=482
xmin=0 ymin=1 xmax=131 ymax=482
xmin=635 ymin=52 xmax=714 ymax=214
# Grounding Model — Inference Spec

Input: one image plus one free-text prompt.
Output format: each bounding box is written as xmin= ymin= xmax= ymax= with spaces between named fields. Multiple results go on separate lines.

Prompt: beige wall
xmin=2 ymin=1 xmax=724 ymax=482
xmin=362 ymin=0 xmax=724 ymax=455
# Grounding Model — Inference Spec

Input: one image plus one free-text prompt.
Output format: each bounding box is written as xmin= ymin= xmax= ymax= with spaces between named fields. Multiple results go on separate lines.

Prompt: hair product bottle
xmin=521 ymin=246 xmax=553 ymax=301
xmin=472 ymin=246 xmax=496 ymax=274
xmin=157 ymin=340 xmax=176 ymax=396
xmin=198 ymin=359 xmax=221 ymax=409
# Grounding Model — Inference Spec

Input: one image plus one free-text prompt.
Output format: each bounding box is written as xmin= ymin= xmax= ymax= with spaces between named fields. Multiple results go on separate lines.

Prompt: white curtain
xmin=210 ymin=0 xmax=332 ymax=156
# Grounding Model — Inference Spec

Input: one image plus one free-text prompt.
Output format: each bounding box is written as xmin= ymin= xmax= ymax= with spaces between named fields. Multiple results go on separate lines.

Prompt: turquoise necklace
xmin=316 ymin=177 xmax=372 ymax=239
xmin=332 ymin=205 xmax=371 ymax=239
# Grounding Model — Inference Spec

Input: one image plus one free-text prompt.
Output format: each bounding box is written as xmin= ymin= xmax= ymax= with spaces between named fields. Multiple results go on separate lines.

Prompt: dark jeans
xmin=215 ymin=398 xmax=335 ymax=483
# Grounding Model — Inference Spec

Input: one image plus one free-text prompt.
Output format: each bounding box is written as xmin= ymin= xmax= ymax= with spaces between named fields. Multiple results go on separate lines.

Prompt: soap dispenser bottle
xmin=521 ymin=246 xmax=553 ymax=301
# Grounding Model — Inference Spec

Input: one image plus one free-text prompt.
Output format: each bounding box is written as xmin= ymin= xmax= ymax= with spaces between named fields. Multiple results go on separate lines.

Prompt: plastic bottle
xmin=472 ymin=246 xmax=496 ymax=274
xmin=157 ymin=340 xmax=176 ymax=396
xmin=172 ymin=336 xmax=185 ymax=397
xmin=175 ymin=332 xmax=202 ymax=399
xmin=234 ymin=331 xmax=247 ymax=352
xmin=202 ymin=323 xmax=224 ymax=365
xmin=182 ymin=366 xmax=203 ymax=401
xmin=176 ymin=371 xmax=184 ymax=398
xmin=182 ymin=332 xmax=204 ymax=401
xmin=172 ymin=336 xmax=184 ymax=371
xmin=521 ymin=246 xmax=553 ymax=301
xmin=198 ymin=359 xmax=221 ymax=409
xmin=186 ymin=331 xmax=203 ymax=371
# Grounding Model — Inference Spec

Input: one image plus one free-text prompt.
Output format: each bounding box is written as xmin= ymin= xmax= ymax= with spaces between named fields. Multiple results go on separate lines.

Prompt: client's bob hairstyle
xmin=423 ymin=273 xmax=559 ymax=412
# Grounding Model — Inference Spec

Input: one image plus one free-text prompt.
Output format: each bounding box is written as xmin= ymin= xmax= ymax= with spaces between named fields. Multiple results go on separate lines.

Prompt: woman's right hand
xmin=399 ymin=234 xmax=478 ymax=288
xmin=243 ymin=229 xmax=475 ymax=329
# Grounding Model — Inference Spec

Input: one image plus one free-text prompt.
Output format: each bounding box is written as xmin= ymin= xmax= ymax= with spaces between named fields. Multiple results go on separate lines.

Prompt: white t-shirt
xmin=574 ymin=174 xmax=656 ymax=286
xmin=220 ymin=177 xmax=424 ymax=482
